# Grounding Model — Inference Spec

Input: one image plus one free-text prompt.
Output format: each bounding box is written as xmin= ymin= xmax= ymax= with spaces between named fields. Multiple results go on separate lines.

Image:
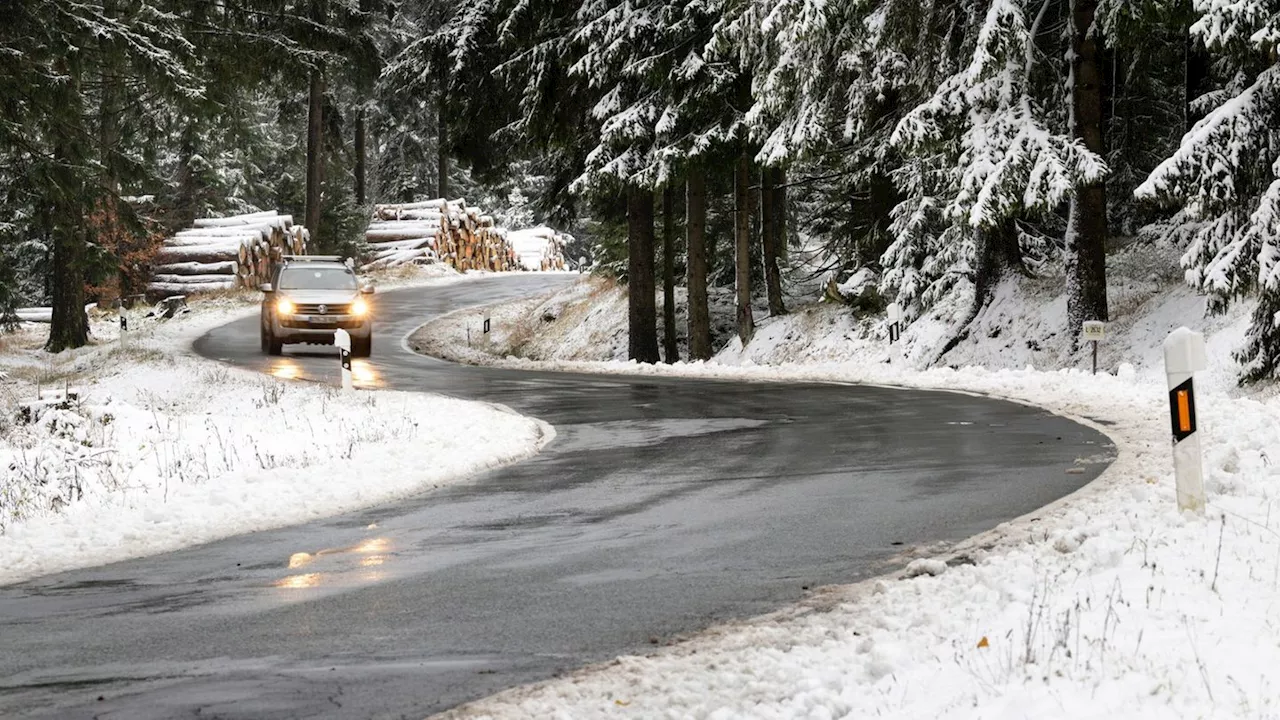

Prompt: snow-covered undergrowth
xmin=417 ymin=254 xmax=1280 ymax=718
xmin=0 ymin=266 xmax=551 ymax=586
xmin=409 ymin=275 xmax=739 ymax=365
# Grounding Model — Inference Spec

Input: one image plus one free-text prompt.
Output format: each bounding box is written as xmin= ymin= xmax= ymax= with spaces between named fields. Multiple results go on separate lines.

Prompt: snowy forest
xmin=2 ymin=0 xmax=1279 ymax=381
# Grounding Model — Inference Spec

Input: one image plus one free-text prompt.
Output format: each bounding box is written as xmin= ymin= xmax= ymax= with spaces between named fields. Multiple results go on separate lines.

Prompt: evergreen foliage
xmin=3 ymin=0 xmax=1280 ymax=379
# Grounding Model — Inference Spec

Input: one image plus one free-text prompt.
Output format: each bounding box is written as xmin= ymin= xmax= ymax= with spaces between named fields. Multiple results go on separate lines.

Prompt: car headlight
xmin=351 ymin=297 xmax=369 ymax=317
xmin=276 ymin=297 xmax=295 ymax=316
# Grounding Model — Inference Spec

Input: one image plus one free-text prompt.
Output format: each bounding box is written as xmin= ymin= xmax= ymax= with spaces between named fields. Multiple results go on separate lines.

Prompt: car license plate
xmin=310 ymin=316 xmax=337 ymax=325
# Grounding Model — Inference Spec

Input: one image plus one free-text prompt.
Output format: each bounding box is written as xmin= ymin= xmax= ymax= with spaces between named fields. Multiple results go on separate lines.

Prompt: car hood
xmin=277 ymin=289 xmax=360 ymax=303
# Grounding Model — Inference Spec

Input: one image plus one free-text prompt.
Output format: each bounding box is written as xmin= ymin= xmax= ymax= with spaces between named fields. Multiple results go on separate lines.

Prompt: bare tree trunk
xmin=305 ymin=66 xmax=325 ymax=236
xmin=437 ymin=98 xmax=449 ymax=200
xmin=1067 ymin=0 xmax=1109 ymax=334
xmin=628 ymin=186 xmax=659 ymax=363
xmin=662 ymin=185 xmax=680 ymax=363
xmin=761 ymin=167 xmax=786 ymax=316
xmin=734 ymin=149 xmax=754 ymax=345
xmin=354 ymin=107 xmax=367 ymax=205
xmin=686 ymin=167 xmax=712 ymax=360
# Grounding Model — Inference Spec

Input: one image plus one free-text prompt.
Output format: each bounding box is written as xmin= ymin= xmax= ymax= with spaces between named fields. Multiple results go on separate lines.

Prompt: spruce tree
xmin=1137 ymin=15 xmax=1280 ymax=380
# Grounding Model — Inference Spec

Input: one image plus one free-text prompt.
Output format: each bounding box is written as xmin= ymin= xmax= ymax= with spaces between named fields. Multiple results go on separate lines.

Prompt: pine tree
xmin=1136 ymin=2 xmax=1280 ymax=380
xmin=0 ymin=0 xmax=198 ymax=351
xmin=888 ymin=0 xmax=1108 ymax=322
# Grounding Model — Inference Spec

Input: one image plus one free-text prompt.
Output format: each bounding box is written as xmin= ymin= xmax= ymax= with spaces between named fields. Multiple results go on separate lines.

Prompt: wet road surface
xmin=0 ymin=275 xmax=1113 ymax=718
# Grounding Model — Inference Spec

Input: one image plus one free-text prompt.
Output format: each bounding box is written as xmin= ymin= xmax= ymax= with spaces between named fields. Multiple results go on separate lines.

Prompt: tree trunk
xmin=1067 ymin=0 xmax=1109 ymax=334
xmin=47 ymin=221 xmax=90 ymax=353
xmin=46 ymin=59 xmax=90 ymax=353
xmin=354 ymin=107 xmax=367 ymax=205
xmin=174 ymin=125 xmax=200 ymax=230
xmin=98 ymin=12 xmax=125 ymax=301
xmin=686 ymin=167 xmax=712 ymax=360
xmin=936 ymin=220 xmax=1017 ymax=361
xmin=305 ymin=66 xmax=325 ymax=237
xmin=627 ymin=186 xmax=659 ymax=363
xmin=1184 ymin=22 xmax=1211 ymax=134
xmin=734 ymin=149 xmax=754 ymax=345
xmin=437 ymin=98 xmax=449 ymax=200
xmin=761 ymin=167 xmax=786 ymax=316
xmin=662 ymin=185 xmax=680 ymax=363
xmin=775 ymin=167 xmax=788 ymax=264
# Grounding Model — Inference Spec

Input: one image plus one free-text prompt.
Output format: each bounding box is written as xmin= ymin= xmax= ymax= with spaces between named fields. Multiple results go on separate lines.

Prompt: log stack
xmin=507 ymin=226 xmax=571 ymax=271
xmin=365 ymin=200 xmax=568 ymax=273
xmin=148 ymin=211 xmax=308 ymax=298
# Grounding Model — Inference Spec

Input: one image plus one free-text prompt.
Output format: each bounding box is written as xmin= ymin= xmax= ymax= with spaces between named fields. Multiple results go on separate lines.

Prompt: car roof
xmin=281 ymin=261 xmax=349 ymax=270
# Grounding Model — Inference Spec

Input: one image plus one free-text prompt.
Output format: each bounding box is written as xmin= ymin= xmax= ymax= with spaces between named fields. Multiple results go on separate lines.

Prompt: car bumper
xmin=273 ymin=316 xmax=370 ymax=344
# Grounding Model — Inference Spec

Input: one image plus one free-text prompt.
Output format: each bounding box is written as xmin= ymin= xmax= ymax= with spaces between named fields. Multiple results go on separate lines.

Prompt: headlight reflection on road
xmin=274 ymin=572 xmax=322 ymax=590
xmin=351 ymin=359 xmax=380 ymax=387
xmin=274 ymin=537 xmax=392 ymax=591
xmin=271 ymin=359 xmax=302 ymax=380
xmin=354 ymin=537 xmax=390 ymax=554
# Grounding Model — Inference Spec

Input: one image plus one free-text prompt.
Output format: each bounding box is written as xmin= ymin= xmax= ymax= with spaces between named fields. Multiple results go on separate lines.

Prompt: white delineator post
xmin=1163 ymin=327 xmax=1207 ymax=513
xmin=887 ymin=302 xmax=903 ymax=363
xmin=334 ymin=328 xmax=354 ymax=392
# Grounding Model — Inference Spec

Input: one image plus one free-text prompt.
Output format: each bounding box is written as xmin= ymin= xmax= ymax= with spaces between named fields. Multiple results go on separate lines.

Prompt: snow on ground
xmin=417 ymin=252 xmax=1280 ymax=719
xmin=0 ymin=265 xmax=551 ymax=586
xmin=409 ymin=275 xmax=738 ymax=365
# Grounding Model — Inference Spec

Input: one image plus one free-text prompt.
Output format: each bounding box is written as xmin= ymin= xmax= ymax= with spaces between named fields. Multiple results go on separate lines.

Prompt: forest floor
xmin=0 ymin=265 xmax=551 ymax=586
xmin=415 ymin=245 xmax=1280 ymax=719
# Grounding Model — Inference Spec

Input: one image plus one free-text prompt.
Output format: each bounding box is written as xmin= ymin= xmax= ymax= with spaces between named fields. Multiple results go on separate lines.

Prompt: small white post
xmin=1082 ymin=321 xmax=1106 ymax=375
xmin=119 ymin=310 xmax=129 ymax=349
xmin=1163 ymin=327 xmax=1207 ymax=513
xmin=334 ymin=328 xmax=354 ymax=392
xmin=886 ymin=303 xmax=903 ymax=363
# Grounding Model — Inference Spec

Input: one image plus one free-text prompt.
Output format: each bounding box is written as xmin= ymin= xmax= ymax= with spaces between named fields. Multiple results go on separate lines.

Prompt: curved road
xmin=0 ymin=276 xmax=1112 ymax=719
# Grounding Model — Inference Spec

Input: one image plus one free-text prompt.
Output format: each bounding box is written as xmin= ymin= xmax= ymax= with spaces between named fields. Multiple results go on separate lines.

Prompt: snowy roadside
xmin=419 ymin=288 xmax=1280 ymax=719
xmin=0 ymin=267 xmax=552 ymax=587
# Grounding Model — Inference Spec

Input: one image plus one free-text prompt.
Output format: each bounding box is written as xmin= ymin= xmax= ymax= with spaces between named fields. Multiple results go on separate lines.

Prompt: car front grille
xmin=295 ymin=302 xmax=351 ymax=316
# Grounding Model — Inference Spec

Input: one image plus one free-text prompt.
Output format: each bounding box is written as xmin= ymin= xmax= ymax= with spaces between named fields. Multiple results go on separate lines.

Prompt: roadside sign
xmin=1082 ymin=320 xmax=1106 ymax=374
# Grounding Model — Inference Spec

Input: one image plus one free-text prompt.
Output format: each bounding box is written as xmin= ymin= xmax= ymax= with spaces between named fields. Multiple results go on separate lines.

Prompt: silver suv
xmin=260 ymin=256 xmax=375 ymax=357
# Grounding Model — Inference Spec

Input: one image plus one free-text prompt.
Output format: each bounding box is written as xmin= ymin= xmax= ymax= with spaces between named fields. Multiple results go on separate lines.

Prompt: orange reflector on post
xmin=1177 ymin=389 xmax=1192 ymax=433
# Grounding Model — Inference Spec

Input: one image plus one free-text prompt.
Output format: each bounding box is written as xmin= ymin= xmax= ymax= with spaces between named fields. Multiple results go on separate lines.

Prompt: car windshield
xmin=278 ymin=266 xmax=357 ymax=291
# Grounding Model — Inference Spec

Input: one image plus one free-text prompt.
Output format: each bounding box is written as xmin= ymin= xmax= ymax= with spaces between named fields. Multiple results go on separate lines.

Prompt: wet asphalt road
xmin=0 ymin=275 xmax=1113 ymax=719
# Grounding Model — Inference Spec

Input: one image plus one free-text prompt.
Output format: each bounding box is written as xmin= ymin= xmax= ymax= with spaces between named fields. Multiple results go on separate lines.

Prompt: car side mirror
xmin=360 ymin=283 xmax=375 ymax=295
xmin=260 ymin=283 xmax=274 ymax=293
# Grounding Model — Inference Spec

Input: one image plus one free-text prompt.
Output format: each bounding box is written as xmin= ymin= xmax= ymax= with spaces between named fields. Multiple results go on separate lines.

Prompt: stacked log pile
xmin=148 ymin=211 xmax=307 ymax=297
xmin=365 ymin=200 xmax=568 ymax=273
xmin=507 ymin=226 xmax=571 ymax=271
